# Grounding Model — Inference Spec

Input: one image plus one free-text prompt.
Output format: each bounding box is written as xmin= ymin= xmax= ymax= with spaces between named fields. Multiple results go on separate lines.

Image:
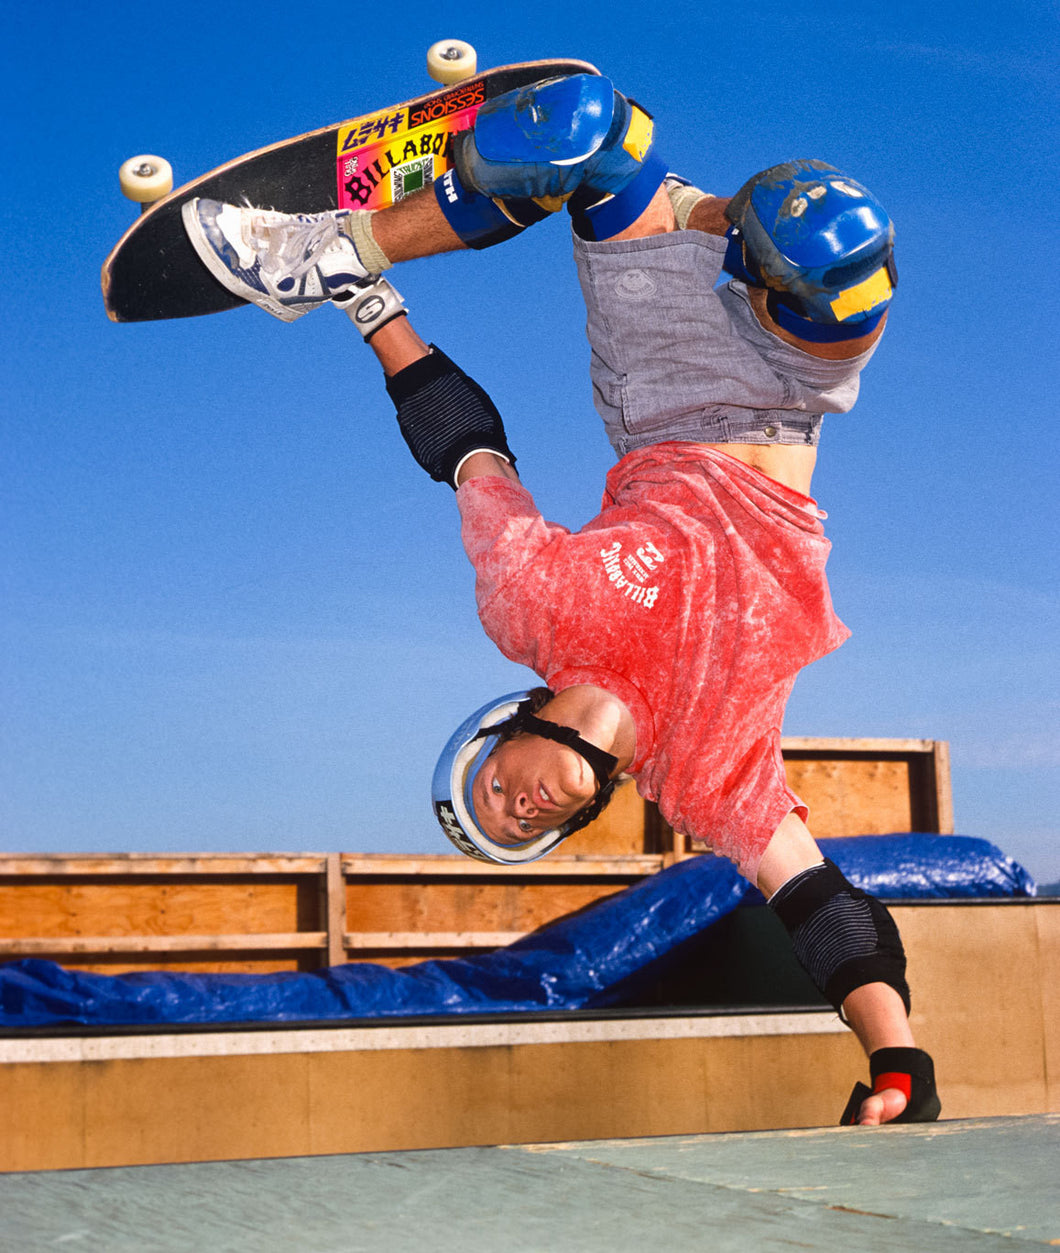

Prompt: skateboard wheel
xmin=118 ymin=155 xmax=174 ymax=204
xmin=427 ymin=39 xmax=477 ymax=84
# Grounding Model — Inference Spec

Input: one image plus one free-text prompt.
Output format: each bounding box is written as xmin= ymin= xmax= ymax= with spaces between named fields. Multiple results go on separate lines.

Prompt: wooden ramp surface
xmin=1 ymin=1115 xmax=1055 ymax=1251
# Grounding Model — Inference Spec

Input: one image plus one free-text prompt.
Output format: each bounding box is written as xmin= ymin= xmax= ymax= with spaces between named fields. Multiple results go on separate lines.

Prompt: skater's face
xmin=472 ymin=732 xmax=597 ymax=846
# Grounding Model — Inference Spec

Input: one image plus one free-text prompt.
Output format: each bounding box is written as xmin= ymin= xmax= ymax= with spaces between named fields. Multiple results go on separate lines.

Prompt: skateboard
xmin=102 ymin=42 xmax=599 ymax=323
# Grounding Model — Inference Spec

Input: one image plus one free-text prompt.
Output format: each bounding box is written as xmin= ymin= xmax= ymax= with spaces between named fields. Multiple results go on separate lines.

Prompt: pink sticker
xmin=336 ymin=85 xmax=485 ymax=211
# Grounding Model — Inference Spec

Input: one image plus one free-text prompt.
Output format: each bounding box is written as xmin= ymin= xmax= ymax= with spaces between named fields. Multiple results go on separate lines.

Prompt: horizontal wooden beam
xmin=345 ymin=931 xmax=528 ymax=950
xmin=780 ymin=736 xmax=942 ymax=754
xmin=0 ymin=933 xmax=328 ymax=955
xmin=0 ymin=854 xmax=665 ymax=880
xmin=0 ymin=856 xmax=328 ymax=877
xmin=339 ymin=855 xmax=663 ymax=877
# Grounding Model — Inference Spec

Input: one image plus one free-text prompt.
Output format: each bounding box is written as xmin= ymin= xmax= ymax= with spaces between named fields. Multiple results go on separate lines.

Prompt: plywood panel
xmin=0 ymin=1062 xmax=86 ymax=1171
xmin=509 ymin=1040 xmax=621 ymax=1142
xmin=0 ymin=1025 xmax=859 ymax=1170
xmin=559 ymin=779 xmax=651 ymax=857
xmin=0 ymin=877 xmax=318 ymax=940
xmin=893 ymin=903 xmax=1050 ymax=1118
xmin=307 ymin=1045 xmax=515 ymax=1155
xmin=305 ymin=1034 xmax=866 ymax=1153
xmin=80 ymin=1053 xmax=313 ymax=1167
xmin=344 ymin=877 xmax=634 ymax=936
xmin=783 ymin=758 xmax=914 ymax=836
xmin=697 ymin=1031 xmax=865 ymax=1132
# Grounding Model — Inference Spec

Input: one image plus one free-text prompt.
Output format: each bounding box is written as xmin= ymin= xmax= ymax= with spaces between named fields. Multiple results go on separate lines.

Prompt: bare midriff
xmin=705 ymin=442 xmax=818 ymax=498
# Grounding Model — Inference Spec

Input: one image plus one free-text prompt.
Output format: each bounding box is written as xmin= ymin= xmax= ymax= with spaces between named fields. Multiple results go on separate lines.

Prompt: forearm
xmin=368 ymin=311 xmax=429 ymax=376
xmin=842 ymin=982 xmax=915 ymax=1055
xmin=372 ymin=317 xmax=509 ymax=479
xmin=455 ymin=450 xmax=520 ymax=485
xmin=759 ymin=813 xmax=939 ymax=1125
xmin=365 ymin=301 xmax=518 ymax=488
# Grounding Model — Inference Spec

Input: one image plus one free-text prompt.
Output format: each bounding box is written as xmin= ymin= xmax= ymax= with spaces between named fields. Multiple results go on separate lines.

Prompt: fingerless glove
xmin=840 ymin=1046 xmax=941 ymax=1125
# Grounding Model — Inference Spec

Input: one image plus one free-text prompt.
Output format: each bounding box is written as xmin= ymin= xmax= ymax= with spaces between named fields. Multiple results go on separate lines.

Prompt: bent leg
xmin=436 ymin=73 xmax=665 ymax=248
xmin=183 ymin=72 xmax=664 ymax=321
xmin=369 ymin=185 xmax=467 ymax=263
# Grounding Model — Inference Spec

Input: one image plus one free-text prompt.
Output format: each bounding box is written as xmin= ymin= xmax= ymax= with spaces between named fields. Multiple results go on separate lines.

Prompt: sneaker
xmin=181 ymin=199 xmax=374 ymax=321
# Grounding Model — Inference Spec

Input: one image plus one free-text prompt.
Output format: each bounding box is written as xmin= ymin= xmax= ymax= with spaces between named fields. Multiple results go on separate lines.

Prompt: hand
xmin=854 ymin=1085 xmax=909 ymax=1126
xmin=840 ymin=1047 xmax=941 ymax=1126
xmin=334 ymin=276 xmax=406 ymax=340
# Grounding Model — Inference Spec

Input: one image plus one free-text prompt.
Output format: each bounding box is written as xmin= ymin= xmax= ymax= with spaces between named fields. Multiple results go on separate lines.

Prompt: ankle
xmin=340 ymin=210 xmax=392 ymax=271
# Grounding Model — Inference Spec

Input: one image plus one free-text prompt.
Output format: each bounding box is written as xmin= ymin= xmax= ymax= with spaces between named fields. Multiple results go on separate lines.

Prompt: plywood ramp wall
xmin=2 ymin=901 xmax=1056 ymax=1172
xmin=0 ymin=1017 xmax=859 ymax=1171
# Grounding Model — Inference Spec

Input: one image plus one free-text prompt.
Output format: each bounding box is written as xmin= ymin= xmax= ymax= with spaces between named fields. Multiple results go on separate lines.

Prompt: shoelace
xmin=248 ymin=214 xmax=345 ymax=281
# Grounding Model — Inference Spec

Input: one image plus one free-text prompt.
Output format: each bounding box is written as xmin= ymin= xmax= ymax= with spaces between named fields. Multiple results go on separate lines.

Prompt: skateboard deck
xmin=102 ymin=58 xmax=599 ymax=323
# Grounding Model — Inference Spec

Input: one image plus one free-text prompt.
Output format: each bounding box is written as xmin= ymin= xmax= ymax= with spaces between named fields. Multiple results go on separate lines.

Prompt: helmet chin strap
xmin=476 ymin=700 xmax=619 ymax=791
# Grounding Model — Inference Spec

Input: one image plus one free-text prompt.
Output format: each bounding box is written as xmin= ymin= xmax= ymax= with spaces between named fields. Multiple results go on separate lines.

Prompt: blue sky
xmin=2 ymin=1 xmax=1058 ymax=881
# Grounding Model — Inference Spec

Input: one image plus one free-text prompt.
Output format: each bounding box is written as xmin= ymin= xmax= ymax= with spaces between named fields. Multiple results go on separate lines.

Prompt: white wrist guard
xmin=335 ymin=277 xmax=407 ymax=341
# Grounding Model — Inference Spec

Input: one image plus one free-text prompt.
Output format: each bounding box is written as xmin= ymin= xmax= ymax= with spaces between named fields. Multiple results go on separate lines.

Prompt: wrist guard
xmin=768 ymin=859 xmax=910 ymax=1015
xmin=385 ymin=347 xmax=516 ymax=488
xmin=335 ymin=276 xmax=406 ymax=341
xmin=841 ymin=1046 xmax=942 ymax=1125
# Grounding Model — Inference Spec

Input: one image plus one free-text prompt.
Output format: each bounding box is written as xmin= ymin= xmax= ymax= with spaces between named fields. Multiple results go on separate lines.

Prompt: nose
xmin=513 ymin=792 xmax=538 ymax=818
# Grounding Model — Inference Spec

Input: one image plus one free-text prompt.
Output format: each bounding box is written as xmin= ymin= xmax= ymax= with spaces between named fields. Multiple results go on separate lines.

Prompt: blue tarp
xmin=0 ymin=835 xmax=1035 ymax=1029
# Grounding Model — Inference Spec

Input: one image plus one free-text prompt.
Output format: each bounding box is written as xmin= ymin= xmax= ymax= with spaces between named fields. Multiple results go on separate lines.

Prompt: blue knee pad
xmin=436 ymin=73 xmax=664 ymax=246
xmin=433 ymin=167 xmax=551 ymax=250
xmin=724 ymin=159 xmax=897 ymax=342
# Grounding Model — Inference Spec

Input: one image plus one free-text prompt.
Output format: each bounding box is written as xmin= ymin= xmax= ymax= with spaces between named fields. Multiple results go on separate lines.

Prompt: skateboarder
xmin=183 ymin=74 xmax=939 ymax=1127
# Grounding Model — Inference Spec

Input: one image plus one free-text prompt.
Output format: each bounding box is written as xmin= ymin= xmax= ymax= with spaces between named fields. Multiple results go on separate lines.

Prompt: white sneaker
xmin=181 ymin=199 xmax=374 ymax=321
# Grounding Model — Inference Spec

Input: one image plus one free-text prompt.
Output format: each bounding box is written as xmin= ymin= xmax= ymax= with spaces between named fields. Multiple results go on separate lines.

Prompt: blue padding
xmin=574 ymin=151 xmax=668 ymax=241
xmin=473 ymin=73 xmax=615 ymax=167
xmin=433 ymin=168 xmax=523 ymax=250
xmin=824 ymin=834 xmax=1036 ymax=899
xmin=770 ymin=298 xmax=888 ymax=343
xmin=0 ymin=836 xmax=1034 ymax=1029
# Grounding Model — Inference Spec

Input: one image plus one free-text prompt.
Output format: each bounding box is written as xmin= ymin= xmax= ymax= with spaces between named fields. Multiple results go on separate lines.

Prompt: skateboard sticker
xmin=336 ymin=78 xmax=486 ymax=211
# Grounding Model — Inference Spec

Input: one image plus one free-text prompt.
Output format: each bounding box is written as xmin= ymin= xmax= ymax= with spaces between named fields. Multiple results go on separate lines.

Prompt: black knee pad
xmin=769 ymin=859 xmax=910 ymax=1014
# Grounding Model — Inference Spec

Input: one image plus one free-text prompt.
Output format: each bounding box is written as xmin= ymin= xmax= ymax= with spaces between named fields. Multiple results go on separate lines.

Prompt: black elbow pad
xmin=769 ymin=859 xmax=910 ymax=1014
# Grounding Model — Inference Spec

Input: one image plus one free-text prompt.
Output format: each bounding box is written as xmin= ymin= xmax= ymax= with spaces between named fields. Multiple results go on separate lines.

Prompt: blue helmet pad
xmin=727 ymin=159 xmax=895 ymax=324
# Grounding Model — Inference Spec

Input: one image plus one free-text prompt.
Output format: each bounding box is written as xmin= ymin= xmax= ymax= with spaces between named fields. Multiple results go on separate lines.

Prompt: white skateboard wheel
xmin=118 ymin=155 xmax=174 ymax=204
xmin=427 ymin=40 xmax=478 ymax=84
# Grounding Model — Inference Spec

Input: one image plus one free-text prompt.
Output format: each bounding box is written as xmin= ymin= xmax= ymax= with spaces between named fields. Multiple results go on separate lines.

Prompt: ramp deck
xmin=1 ymin=1116 xmax=1056 ymax=1251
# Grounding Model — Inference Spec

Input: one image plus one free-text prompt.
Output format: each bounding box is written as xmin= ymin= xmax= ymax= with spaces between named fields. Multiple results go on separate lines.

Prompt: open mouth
xmin=534 ymin=780 xmax=559 ymax=810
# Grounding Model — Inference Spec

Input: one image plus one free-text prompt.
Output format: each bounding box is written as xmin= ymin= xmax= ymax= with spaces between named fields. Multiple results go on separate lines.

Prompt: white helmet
xmin=431 ymin=690 xmax=617 ymax=865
